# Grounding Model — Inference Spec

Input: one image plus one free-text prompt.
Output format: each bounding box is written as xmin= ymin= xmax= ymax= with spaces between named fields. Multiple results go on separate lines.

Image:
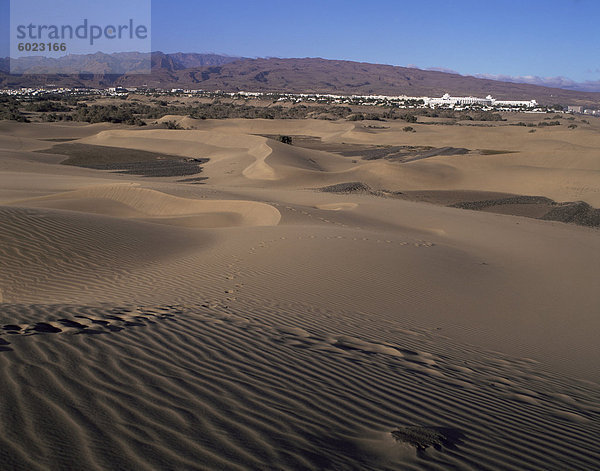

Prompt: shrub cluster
xmin=538 ymin=120 xmax=561 ymax=127
xmin=277 ymin=135 xmax=293 ymax=144
xmin=0 ymin=96 xmax=30 ymax=122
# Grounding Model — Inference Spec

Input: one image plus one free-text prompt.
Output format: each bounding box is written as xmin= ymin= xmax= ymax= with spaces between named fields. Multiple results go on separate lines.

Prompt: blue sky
xmin=1 ymin=0 xmax=599 ymax=87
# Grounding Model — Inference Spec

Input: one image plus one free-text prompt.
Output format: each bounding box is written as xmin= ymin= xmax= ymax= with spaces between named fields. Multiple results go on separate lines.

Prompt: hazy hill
xmin=156 ymin=52 xmax=242 ymax=70
xmin=1 ymin=53 xmax=599 ymax=105
xmin=2 ymin=52 xmax=242 ymax=75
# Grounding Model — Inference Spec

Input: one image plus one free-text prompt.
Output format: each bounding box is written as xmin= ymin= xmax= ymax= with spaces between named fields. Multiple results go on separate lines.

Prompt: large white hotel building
xmin=424 ymin=93 xmax=537 ymax=108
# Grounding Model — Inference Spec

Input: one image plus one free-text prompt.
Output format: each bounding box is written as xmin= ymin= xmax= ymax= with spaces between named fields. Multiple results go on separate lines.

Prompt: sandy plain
xmin=0 ymin=115 xmax=599 ymax=470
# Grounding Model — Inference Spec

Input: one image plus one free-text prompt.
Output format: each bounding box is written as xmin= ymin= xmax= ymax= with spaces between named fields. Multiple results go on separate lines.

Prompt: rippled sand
xmin=1 ymin=118 xmax=599 ymax=470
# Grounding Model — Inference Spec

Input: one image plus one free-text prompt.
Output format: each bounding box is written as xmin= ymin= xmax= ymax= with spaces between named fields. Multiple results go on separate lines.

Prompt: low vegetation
xmin=277 ymin=135 xmax=293 ymax=144
xmin=164 ymin=120 xmax=183 ymax=129
xmin=0 ymin=96 xmax=29 ymax=122
xmin=0 ymin=93 xmax=519 ymax=127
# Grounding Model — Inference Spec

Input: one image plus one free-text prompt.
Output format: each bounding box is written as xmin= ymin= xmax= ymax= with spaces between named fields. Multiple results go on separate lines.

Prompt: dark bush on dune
xmin=164 ymin=120 xmax=183 ymax=129
xmin=277 ymin=135 xmax=293 ymax=144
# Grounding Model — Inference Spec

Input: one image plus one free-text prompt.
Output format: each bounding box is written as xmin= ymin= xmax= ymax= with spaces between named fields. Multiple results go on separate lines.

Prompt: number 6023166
xmin=18 ymin=43 xmax=66 ymax=52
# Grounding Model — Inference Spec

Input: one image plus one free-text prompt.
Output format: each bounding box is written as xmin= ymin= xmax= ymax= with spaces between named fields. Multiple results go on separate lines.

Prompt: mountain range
xmin=1 ymin=52 xmax=599 ymax=105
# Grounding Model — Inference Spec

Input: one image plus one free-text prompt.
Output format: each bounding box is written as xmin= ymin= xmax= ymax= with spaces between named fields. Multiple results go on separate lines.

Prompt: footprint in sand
xmin=0 ymin=337 xmax=12 ymax=351
xmin=0 ymin=305 xmax=182 ymax=347
xmin=391 ymin=426 xmax=465 ymax=453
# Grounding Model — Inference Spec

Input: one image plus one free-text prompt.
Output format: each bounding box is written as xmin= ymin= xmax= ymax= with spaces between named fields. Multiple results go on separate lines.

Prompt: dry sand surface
xmin=0 ymin=118 xmax=599 ymax=470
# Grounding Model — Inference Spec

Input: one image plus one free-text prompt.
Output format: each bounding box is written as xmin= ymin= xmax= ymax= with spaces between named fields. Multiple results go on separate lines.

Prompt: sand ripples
xmin=0 ymin=302 xmax=598 ymax=470
xmin=0 ymin=206 xmax=211 ymax=303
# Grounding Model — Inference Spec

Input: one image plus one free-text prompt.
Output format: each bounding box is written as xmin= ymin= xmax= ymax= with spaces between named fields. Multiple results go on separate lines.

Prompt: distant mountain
xmin=116 ymin=57 xmax=600 ymax=105
xmin=155 ymin=52 xmax=242 ymax=70
xmin=472 ymin=73 xmax=600 ymax=94
xmin=5 ymin=52 xmax=242 ymax=75
xmin=8 ymin=52 xmax=150 ymax=75
xmin=1 ymin=53 xmax=599 ymax=105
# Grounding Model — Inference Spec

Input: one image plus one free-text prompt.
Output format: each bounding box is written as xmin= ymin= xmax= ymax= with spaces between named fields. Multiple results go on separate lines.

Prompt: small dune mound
xmin=315 ymin=203 xmax=358 ymax=211
xmin=242 ymin=140 xmax=277 ymax=181
xmin=13 ymin=184 xmax=281 ymax=228
xmin=319 ymin=182 xmax=372 ymax=193
xmin=0 ymin=206 xmax=204 ymax=303
xmin=155 ymin=115 xmax=199 ymax=129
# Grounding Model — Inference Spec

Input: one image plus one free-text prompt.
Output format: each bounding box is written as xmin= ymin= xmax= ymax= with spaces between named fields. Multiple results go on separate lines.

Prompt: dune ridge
xmin=241 ymin=140 xmax=277 ymax=180
xmin=9 ymin=184 xmax=281 ymax=227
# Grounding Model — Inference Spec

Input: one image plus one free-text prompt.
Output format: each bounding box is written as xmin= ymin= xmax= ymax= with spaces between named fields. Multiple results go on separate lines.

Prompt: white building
xmin=425 ymin=93 xmax=536 ymax=108
xmin=489 ymin=96 xmax=537 ymax=107
xmin=108 ymin=87 xmax=128 ymax=95
xmin=425 ymin=93 xmax=492 ymax=107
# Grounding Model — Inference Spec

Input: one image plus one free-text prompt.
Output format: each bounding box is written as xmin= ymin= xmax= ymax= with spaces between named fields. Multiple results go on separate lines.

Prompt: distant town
xmin=2 ymin=86 xmax=599 ymax=115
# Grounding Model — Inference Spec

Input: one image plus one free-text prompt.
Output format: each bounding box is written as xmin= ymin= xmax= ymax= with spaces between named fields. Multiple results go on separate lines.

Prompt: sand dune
xmin=316 ymin=202 xmax=358 ymax=210
xmin=241 ymin=139 xmax=277 ymax=180
xmin=37 ymin=119 xmax=600 ymax=204
xmin=0 ymin=205 xmax=212 ymax=303
xmin=11 ymin=184 xmax=281 ymax=227
xmin=1 ymin=118 xmax=599 ymax=470
xmin=0 ymin=120 xmax=113 ymax=139
xmin=189 ymin=118 xmax=600 ymax=204
xmin=0 ymin=301 xmax=598 ymax=470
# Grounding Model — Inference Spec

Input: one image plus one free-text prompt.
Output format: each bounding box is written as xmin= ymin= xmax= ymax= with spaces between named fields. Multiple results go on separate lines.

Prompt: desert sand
xmin=0 ymin=117 xmax=599 ymax=470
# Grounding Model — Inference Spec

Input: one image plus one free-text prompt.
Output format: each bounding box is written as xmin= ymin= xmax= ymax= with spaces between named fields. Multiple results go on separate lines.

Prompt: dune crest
xmin=316 ymin=202 xmax=358 ymax=211
xmin=242 ymin=140 xmax=278 ymax=180
xmin=13 ymin=184 xmax=281 ymax=227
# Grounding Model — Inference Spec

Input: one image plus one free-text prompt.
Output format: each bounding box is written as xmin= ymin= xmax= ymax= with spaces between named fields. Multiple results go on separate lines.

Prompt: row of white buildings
xmin=253 ymin=91 xmax=539 ymax=109
xmin=0 ymin=87 xmax=543 ymax=110
xmin=424 ymin=93 xmax=537 ymax=108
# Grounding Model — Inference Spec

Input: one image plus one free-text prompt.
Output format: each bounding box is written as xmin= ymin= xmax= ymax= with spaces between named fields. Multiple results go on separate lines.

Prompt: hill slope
xmin=2 ymin=54 xmax=600 ymax=105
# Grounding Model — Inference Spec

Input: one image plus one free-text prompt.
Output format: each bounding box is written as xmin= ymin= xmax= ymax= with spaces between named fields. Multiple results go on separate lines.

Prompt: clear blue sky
xmin=1 ymin=0 xmax=598 ymax=83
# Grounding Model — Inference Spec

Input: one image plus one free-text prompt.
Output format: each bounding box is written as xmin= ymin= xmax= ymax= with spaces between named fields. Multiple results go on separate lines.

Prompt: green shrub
xmin=400 ymin=113 xmax=417 ymax=123
xmin=164 ymin=120 xmax=183 ymax=129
